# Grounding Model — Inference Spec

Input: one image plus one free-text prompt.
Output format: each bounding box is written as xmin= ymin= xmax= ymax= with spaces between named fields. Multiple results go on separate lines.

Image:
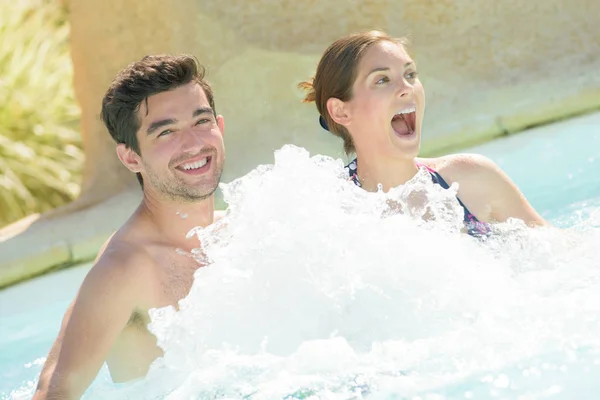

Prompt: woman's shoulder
xmin=416 ymin=153 xmax=499 ymax=181
xmin=417 ymin=154 xmax=508 ymax=223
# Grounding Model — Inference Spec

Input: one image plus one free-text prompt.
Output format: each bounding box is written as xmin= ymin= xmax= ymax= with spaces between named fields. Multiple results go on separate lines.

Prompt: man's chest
xmin=152 ymin=251 xmax=203 ymax=310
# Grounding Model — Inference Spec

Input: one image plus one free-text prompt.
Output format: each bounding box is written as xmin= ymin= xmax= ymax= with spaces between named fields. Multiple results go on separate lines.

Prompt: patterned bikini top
xmin=345 ymin=158 xmax=491 ymax=237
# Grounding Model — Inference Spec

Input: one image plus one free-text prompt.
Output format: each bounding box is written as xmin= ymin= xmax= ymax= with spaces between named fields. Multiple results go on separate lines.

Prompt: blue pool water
xmin=0 ymin=264 xmax=94 ymax=398
xmin=466 ymin=112 xmax=600 ymax=224
xmin=1 ymin=111 xmax=599 ymax=399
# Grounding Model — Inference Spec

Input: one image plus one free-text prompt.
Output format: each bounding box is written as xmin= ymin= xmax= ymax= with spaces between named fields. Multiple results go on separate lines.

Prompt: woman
xmin=298 ymin=30 xmax=548 ymax=236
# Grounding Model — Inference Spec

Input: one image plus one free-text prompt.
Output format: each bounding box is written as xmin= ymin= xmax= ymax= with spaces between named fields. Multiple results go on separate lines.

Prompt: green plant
xmin=0 ymin=0 xmax=83 ymax=228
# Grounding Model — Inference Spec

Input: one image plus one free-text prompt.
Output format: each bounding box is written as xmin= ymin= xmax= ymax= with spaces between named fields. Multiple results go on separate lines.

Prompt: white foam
xmin=108 ymin=145 xmax=600 ymax=399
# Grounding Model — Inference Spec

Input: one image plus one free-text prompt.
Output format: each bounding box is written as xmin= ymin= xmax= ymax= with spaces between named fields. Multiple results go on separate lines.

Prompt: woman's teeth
xmin=395 ymin=106 xmax=416 ymax=116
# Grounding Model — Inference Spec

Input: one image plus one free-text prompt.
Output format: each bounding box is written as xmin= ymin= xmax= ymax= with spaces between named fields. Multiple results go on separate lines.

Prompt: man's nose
xmin=180 ymin=129 xmax=206 ymax=153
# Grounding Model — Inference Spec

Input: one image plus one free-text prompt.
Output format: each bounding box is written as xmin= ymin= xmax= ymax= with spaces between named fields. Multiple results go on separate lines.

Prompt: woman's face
xmin=336 ymin=40 xmax=425 ymax=161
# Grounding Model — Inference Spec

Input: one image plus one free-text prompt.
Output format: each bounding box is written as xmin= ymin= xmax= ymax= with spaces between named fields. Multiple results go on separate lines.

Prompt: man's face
xmin=127 ymin=81 xmax=225 ymax=202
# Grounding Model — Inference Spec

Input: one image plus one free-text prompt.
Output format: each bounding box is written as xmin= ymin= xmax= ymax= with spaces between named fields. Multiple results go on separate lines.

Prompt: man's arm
xmin=32 ymin=249 xmax=149 ymax=400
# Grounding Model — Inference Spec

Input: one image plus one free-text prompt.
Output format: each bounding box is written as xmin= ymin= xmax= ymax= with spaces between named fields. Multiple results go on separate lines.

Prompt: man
xmin=33 ymin=54 xmax=226 ymax=399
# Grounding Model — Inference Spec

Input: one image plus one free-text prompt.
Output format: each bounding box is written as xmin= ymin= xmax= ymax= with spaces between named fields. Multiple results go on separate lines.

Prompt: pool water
xmin=465 ymin=112 xmax=600 ymax=224
xmin=1 ymin=111 xmax=599 ymax=399
xmin=0 ymin=264 xmax=93 ymax=398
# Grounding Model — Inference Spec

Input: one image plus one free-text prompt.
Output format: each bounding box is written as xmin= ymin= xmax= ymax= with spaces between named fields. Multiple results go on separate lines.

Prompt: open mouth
xmin=391 ymin=106 xmax=416 ymax=137
xmin=175 ymin=156 xmax=212 ymax=175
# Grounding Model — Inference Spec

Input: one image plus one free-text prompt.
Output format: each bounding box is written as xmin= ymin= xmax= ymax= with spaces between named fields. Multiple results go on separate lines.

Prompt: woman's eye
xmin=406 ymin=71 xmax=419 ymax=80
xmin=376 ymin=76 xmax=390 ymax=84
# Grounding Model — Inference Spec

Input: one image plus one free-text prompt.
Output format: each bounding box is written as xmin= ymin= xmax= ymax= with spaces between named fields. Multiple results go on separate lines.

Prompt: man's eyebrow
xmin=147 ymin=118 xmax=176 ymax=135
xmin=146 ymin=107 xmax=214 ymax=135
xmin=193 ymin=107 xmax=214 ymax=117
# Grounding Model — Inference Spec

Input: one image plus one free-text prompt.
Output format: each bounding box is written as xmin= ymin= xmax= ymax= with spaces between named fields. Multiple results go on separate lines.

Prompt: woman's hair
xmin=298 ymin=30 xmax=409 ymax=155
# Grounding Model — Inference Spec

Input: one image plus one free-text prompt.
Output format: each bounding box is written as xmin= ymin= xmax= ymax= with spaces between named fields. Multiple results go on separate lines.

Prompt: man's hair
xmin=100 ymin=54 xmax=216 ymax=186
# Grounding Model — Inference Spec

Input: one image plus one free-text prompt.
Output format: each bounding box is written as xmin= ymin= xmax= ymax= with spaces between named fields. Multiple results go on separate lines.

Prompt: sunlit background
xmin=1 ymin=0 xmax=599 ymax=398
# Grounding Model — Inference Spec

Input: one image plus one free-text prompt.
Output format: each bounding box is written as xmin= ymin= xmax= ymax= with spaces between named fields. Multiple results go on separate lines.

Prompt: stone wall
xmin=69 ymin=0 xmax=600 ymax=188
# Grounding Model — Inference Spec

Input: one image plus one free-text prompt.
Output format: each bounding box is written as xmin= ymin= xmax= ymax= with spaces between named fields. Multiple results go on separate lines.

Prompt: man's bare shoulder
xmin=94 ymin=207 xmax=159 ymax=270
xmin=83 ymin=233 xmax=157 ymax=305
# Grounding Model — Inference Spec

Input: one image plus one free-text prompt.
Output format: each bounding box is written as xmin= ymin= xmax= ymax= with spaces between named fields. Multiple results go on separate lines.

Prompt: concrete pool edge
xmin=0 ymin=189 xmax=143 ymax=290
xmin=1 ymin=100 xmax=600 ymax=290
xmin=0 ymin=231 xmax=109 ymax=290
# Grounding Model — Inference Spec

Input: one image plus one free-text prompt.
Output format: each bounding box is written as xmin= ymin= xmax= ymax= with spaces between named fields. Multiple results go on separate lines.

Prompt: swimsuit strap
xmin=345 ymin=158 xmax=361 ymax=187
xmin=415 ymin=161 xmax=490 ymax=237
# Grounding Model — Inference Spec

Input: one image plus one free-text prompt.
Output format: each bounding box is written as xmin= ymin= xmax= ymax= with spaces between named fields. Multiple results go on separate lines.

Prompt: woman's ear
xmin=326 ymin=97 xmax=352 ymax=128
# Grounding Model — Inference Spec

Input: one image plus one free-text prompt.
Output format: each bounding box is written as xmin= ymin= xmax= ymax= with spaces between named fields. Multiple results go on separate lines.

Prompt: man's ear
xmin=116 ymin=144 xmax=143 ymax=173
xmin=326 ymin=97 xmax=352 ymax=128
xmin=216 ymin=115 xmax=225 ymax=136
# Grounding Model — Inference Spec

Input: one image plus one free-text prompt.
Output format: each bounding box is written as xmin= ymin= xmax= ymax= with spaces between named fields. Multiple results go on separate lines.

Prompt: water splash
xmin=103 ymin=145 xmax=599 ymax=400
xmin=28 ymin=145 xmax=600 ymax=400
